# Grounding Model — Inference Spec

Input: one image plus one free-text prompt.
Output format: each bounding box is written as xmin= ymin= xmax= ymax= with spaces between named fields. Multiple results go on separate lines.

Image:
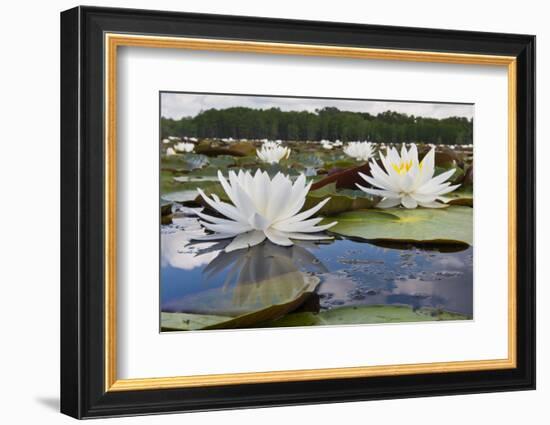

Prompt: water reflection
xmin=163 ymin=238 xmax=328 ymax=316
xmin=161 ymin=215 xmax=473 ymax=321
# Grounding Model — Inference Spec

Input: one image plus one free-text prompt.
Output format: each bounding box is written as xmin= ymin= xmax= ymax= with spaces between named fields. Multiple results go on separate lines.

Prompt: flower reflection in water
xmin=163 ymin=240 xmax=329 ymax=317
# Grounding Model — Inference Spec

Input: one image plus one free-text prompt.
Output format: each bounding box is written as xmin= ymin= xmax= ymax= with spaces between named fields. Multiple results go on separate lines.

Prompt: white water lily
xmin=321 ymin=140 xmax=333 ymax=150
xmin=262 ymin=140 xmax=281 ymax=150
xmin=256 ymin=145 xmax=291 ymax=164
xmin=357 ymin=144 xmax=460 ymax=209
xmin=166 ymin=147 xmax=176 ymax=156
xmin=192 ymin=170 xmax=336 ymax=252
xmin=343 ymin=141 xmax=375 ymax=161
xmin=174 ymin=142 xmax=195 ymax=153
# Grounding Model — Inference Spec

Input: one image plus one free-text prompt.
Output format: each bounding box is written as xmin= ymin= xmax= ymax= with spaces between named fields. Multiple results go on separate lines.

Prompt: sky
xmin=160 ymin=92 xmax=474 ymax=120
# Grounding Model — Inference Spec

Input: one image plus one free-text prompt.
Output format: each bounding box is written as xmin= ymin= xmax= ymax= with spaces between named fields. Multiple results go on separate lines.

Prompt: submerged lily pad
xmin=323 ymin=206 xmax=472 ymax=245
xmin=264 ymin=305 xmax=470 ymax=327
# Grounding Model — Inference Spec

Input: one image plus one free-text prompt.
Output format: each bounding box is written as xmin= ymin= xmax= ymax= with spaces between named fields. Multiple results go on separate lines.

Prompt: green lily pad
xmin=264 ymin=305 xmax=470 ymax=327
xmin=161 ymin=273 xmax=320 ymax=331
xmin=161 ymin=312 xmax=231 ymax=331
xmin=304 ymin=183 xmax=376 ymax=216
xmin=310 ymin=162 xmax=371 ymax=190
xmin=444 ymin=186 xmax=473 ymax=207
xmin=195 ymin=141 xmax=256 ymax=157
xmin=323 ymin=205 xmax=472 ymax=245
xmin=290 ymin=153 xmax=324 ymax=168
xmin=161 ymin=153 xmax=209 ymax=171
xmin=161 ymin=242 xmax=324 ymax=330
xmin=208 ymin=155 xmax=236 ymax=168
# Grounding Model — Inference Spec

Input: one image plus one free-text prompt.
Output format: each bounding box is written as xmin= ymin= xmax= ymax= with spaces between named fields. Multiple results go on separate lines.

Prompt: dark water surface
xmin=161 ymin=210 xmax=473 ymax=319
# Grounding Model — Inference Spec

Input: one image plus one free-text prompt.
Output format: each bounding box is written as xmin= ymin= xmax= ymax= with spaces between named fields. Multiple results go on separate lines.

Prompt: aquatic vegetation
xmin=193 ymin=170 xmax=337 ymax=252
xmin=262 ymin=139 xmax=282 ymax=149
xmin=174 ymin=142 xmax=195 ymax=153
xmin=256 ymin=144 xmax=291 ymax=163
xmin=321 ymin=140 xmax=334 ymax=150
xmin=160 ymin=134 xmax=474 ymax=330
xmin=343 ymin=141 xmax=375 ymax=161
xmin=357 ymin=144 xmax=460 ymax=208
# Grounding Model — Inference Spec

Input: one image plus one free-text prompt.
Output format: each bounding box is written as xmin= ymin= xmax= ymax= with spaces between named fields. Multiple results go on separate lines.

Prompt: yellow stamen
xmin=391 ymin=160 xmax=413 ymax=174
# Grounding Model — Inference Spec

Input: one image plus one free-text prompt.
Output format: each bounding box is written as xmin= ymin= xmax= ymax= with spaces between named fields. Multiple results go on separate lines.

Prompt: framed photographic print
xmin=60 ymin=6 xmax=536 ymax=419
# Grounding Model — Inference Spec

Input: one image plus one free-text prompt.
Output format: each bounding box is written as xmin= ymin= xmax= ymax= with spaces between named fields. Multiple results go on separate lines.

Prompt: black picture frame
xmin=60 ymin=5 xmax=536 ymax=419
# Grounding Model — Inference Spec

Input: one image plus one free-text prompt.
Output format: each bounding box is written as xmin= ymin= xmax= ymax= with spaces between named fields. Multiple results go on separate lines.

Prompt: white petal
xmin=264 ymin=228 xmax=293 ymax=246
xmin=191 ymin=232 xmax=237 ymax=241
xmin=197 ymin=188 xmax=244 ymax=222
xmin=359 ymin=171 xmax=393 ymax=192
xmin=272 ymin=217 xmax=323 ymax=232
xmin=433 ymin=183 xmax=461 ymax=196
xmin=376 ymin=197 xmax=401 ymax=208
xmin=249 ymin=212 xmax=270 ymax=230
xmin=369 ymin=160 xmax=400 ymax=192
xmin=224 ymin=231 xmax=266 ymax=252
xmin=409 ymin=193 xmax=437 ymax=204
xmin=285 ymin=232 xmax=334 ymax=241
xmin=428 ymin=168 xmax=456 ymax=186
xmin=401 ymin=195 xmax=418 ymax=209
xmin=275 ymin=197 xmax=331 ymax=225
xmin=356 ymin=184 xmax=396 ymax=198
xmin=217 ymin=170 xmax=237 ymax=205
xmin=199 ymin=220 xmax=251 ymax=234
xmin=195 ymin=210 xmax=238 ymax=225
xmin=418 ymin=201 xmax=448 ymax=208
xmin=418 ymin=148 xmax=435 ymax=183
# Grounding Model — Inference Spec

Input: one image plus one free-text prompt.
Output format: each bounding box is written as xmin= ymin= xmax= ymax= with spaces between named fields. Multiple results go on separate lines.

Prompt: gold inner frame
xmin=104 ymin=33 xmax=517 ymax=392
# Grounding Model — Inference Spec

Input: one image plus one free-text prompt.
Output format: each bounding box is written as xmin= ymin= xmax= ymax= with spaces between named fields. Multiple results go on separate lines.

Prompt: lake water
xmin=161 ymin=208 xmax=473 ymax=321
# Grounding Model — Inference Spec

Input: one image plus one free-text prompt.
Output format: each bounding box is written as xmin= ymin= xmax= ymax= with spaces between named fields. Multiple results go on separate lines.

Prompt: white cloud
xmin=160 ymin=92 xmax=473 ymax=120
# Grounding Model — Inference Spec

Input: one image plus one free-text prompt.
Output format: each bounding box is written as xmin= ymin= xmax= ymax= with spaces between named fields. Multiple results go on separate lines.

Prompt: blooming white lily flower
xmin=174 ymin=142 xmax=195 ymax=153
xmin=256 ymin=145 xmax=291 ymax=164
xmin=321 ymin=140 xmax=333 ymax=150
xmin=193 ymin=170 xmax=337 ymax=252
xmin=357 ymin=144 xmax=461 ymax=209
xmin=343 ymin=141 xmax=375 ymax=161
xmin=166 ymin=147 xmax=177 ymax=156
xmin=262 ymin=140 xmax=281 ymax=150
xmin=162 ymin=138 xmax=170 ymax=144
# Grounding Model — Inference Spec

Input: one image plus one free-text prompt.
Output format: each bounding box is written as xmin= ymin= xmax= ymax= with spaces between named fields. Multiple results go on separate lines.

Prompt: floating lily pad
xmin=264 ymin=305 xmax=470 ymax=327
xmin=208 ymin=155 xmax=236 ymax=168
xmin=161 ymin=153 xmax=209 ymax=171
xmin=446 ymin=187 xmax=473 ymax=207
xmin=323 ymin=206 xmax=472 ymax=245
xmin=290 ymin=153 xmax=324 ymax=168
xmin=311 ymin=162 xmax=371 ymax=190
xmin=161 ymin=312 xmax=231 ymax=331
xmin=304 ymin=183 xmax=376 ymax=216
xmin=161 ymin=273 xmax=319 ymax=331
xmin=195 ymin=141 xmax=256 ymax=157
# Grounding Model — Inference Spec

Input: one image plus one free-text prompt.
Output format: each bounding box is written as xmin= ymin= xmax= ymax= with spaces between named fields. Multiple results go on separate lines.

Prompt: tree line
xmin=161 ymin=107 xmax=473 ymax=145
